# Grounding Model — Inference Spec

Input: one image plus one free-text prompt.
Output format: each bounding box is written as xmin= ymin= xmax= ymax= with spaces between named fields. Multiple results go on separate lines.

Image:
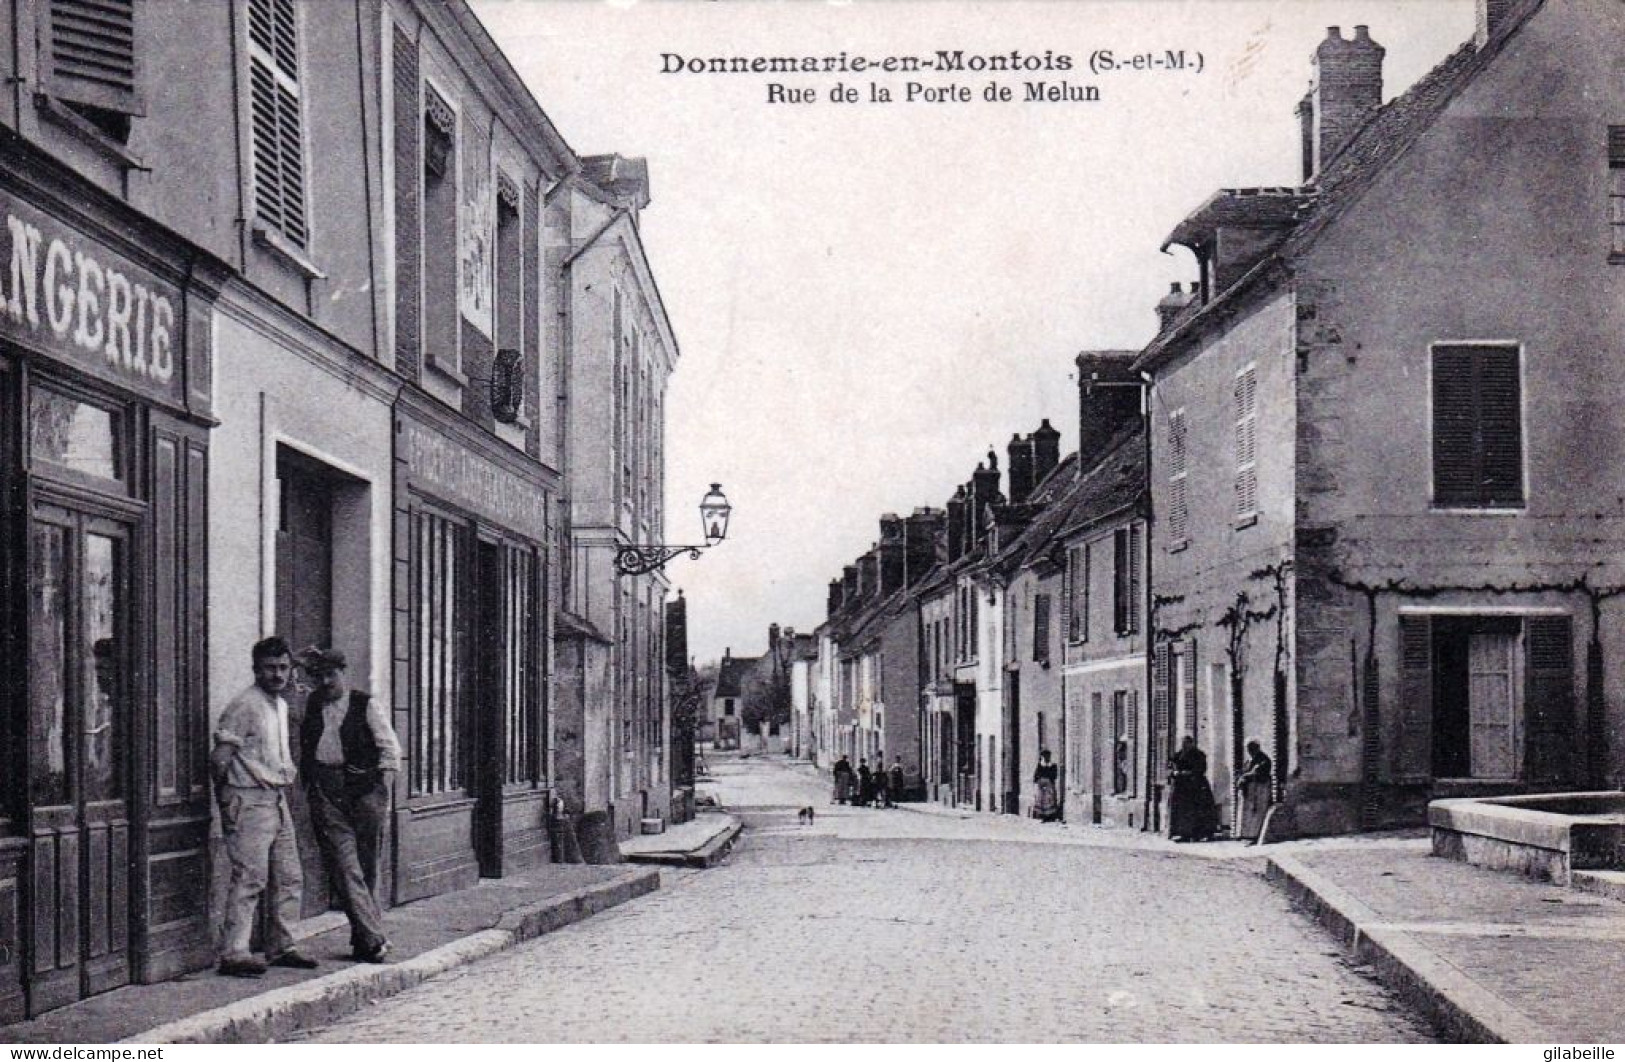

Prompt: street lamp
xmin=614 ymin=483 xmax=733 ymax=576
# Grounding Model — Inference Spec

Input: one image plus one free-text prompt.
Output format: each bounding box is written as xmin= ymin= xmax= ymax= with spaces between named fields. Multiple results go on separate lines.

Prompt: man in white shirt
xmin=211 ymin=636 xmax=317 ymax=978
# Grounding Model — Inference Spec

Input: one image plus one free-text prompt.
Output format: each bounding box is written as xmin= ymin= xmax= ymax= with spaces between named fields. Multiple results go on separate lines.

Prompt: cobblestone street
xmin=300 ymin=755 xmax=1437 ymax=1042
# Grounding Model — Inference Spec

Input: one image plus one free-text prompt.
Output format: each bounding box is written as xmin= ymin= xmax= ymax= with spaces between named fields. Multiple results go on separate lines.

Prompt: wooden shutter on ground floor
xmin=1181 ymin=639 xmax=1198 ymax=748
xmin=1524 ymin=615 xmax=1576 ymax=785
xmin=1396 ymin=616 xmax=1432 ymax=780
xmin=1152 ymin=642 xmax=1170 ymax=762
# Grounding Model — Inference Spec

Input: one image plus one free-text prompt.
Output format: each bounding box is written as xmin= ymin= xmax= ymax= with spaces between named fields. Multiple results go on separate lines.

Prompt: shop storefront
xmin=391 ymin=394 xmax=554 ymax=902
xmin=0 ymin=134 xmax=224 ymax=1019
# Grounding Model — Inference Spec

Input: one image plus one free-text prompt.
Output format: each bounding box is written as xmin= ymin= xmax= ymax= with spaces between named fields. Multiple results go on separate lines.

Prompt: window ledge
xmin=1610 ymin=253 xmax=1625 ymax=266
xmin=1431 ymin=506 xmax=1525 ymax=516
xmin=1234 ymin=513 xmax=1259 ymax=531
xmin=251 ymin=221 xmax=326 ymax=280
xmin=35 ymin=94 xmax=147 ymax=171
xmin=425 ymin=351 xmax=468 ymax=388
xmin=1167 ymin=539 xmax=1189 ymax=554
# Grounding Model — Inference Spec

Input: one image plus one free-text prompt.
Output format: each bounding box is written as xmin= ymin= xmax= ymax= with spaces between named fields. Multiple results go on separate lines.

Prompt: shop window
xmin=500 ymin=544 xmax=539 ymax=785
xmin=40 ymin=0 xmax=143 ymax=143
xmin=1431 ymin=344 xmax=1523 ymax=509
xmin=246 ymin=0 xmax=308 ymax=247
xmin=411 ymin=506 xmax=468 ymax=796
xmin=30 ymin=386 xmax=122 ymax=484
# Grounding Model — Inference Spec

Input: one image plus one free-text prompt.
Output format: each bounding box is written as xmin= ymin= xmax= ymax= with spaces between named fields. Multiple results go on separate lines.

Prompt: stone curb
xmin=624 ymin=819 xmax=742 ymax=868
xmin=1265 ymin=854 xmax=1551 ymax=1044
xmin=121 ymin=868 xmax=660 ymax=1044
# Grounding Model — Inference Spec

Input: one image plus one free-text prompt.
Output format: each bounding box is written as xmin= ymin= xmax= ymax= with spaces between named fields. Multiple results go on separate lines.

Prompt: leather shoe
xmin=268 ymin=950 xmax=319 ymax=969
xmin=352 ymin=941 xmax=391 ymax=964
xmin=218 ymin=957 xmax=267 ymax=978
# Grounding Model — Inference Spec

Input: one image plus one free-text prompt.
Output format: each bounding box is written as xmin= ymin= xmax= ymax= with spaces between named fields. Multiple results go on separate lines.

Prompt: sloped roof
xmin=1025 ymin=426 xmax=1146 ymax=566
xmin=1138 ymin=2 xmax=1545 ymax=371
xmin=714 ymin=654 xmax=760 ymax=698
xmin=1162 ymin=187 xmax=1316 ymax=250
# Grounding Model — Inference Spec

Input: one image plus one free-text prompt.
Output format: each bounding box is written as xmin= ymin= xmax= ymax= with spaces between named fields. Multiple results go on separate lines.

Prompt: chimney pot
xmin=1326 ymin=25 xmax=1341 ymax=38
xmin=1353 ymin=24 xmax=1371 ymax=41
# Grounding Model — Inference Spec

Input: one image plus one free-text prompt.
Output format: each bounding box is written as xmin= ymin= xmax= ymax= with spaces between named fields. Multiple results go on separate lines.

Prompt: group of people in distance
xmin=831 ymin=754 xmax=905 ymax=808
xmin=1168 ymin=735 xmax=1274 ymax=844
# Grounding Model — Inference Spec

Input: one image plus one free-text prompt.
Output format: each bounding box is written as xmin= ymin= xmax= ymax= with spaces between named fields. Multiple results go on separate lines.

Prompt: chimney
xmin=1156 ymin=282 xmax=1194 ymax=334
xmin=1032 ymin=419 xmax=1061 ymax=485
xmin=904 ymin=508 xmax=944 ymax=586
xmin=971 ymin=456 xmax=1002 ymax=547
xmin=828 ymin=578 xmax=844 ymax=617
xmin=768 ymin=623 xmax=781 ymax=661
xmin=863 ymin=550 xmax=882 ymax=599
xmin=1006 ymin=433 xmax=1035 ymax=505
xmin=842 ymin=564 xmax=859 ymax=606
xmin=1476 ymin=0 xmax=1517 ymax=46
xmin=878 ymin=514 xmax=906 ymax=595
xmin=946 ymin=486 xmax=967 ymax=561
xmin=1075 ymin=352 xmax=1141 ymax=464
xmin=1306 ymin=26 xmax=1384 ymax=180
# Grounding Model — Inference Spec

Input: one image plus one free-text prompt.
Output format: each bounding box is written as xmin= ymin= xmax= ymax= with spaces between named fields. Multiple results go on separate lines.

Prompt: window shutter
xmin=42 ymin=0 xmax=142 ymax=116
xmin=1032 ymin=593 xmax=1051 ymax=665
xmin=1182 ymin=640 xmax=1199 ymax=746
xmin=1126 ymin=689 xmax=1139 ymax=797
xmin=1113 ymin=528 xmax=1129 ymax=634
xmin=1168 ymin=409 xmax=1189 ymax=543
xmin=1432 ymin=345 xmax=1523 ymax=508
xmin=1079 ymin=544 xmax=1090 ymax=642
xmin=1524 ymin=615 xmax=1575 ymax=785
xmin=1152 ymin=642 xmax=1170 ymax=761
xmin=1062 ymin=548 xmax=1077 ymax=643
xmin=247 ymin=0 xmax=307 ymax=247
xmin=1396 ymin=616 xmax=1432 ymax=780
xmin=1129 ymin=524 xmax=1142 ymax=634
xmin=392 ymin=27 xmax=421 ymax=382
xmin=1234 ymin=366 xmax=1258 ymax=521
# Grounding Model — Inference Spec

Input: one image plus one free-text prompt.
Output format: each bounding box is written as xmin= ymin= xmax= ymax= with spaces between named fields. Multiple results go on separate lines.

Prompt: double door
xmin=27 ymin=501 xmax=132 ymax=1013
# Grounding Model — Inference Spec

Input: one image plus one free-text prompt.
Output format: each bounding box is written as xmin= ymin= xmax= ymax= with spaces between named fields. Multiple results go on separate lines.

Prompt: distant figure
xmin=1032 ymin=748 xmax=1061 ymax=822
xmin=857 ymin=759 xmax=874 ymax=807
xmin=1236 ymin=739 xmax=1273 ymax=845
xmin=875 ymin=757 xmax=892 ymax=808
xmin=889 ymin=758 xmax=906 ymax=805
xmin=832 ymin=754 xmax=855 ymax=804
xmin=1168 ymin=735 xmax=1220 ymax=842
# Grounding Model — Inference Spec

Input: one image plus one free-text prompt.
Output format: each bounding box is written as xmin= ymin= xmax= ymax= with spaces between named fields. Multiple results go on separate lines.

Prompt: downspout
xmin=1140 ymin=372 xmax=1156 ymax=832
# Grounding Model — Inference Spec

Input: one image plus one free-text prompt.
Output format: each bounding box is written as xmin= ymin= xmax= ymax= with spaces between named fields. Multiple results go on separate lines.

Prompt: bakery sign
xmin=0 ymin=191 xmax=181 ymax=398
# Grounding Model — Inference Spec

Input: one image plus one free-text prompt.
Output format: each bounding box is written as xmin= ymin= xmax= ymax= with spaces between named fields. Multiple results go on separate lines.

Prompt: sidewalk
xmin=1267 ymin=845 xmax=1625 ymax=1042
xmin=4 ymin=862 xmax=659 ymax=1045
xmin=620 ymin=811 xmax=742 ymax=868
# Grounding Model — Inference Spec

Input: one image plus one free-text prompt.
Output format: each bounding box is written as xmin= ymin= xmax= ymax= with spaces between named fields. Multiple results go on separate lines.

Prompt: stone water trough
xmin=1429 ymin=792 xmax=1625 ymax=887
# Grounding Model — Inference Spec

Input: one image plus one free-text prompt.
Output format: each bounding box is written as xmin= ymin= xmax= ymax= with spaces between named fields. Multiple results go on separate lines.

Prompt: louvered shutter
xmin=1168 ymin=409 xmax=1189 ymax=543
xmin=1432 ymin=345 xmax=1523 ymax=508
xmin=1126 ymin=689 xmax=1139 ymax=797
xmin=1152 ymin=642 xmax=1170 ymax=761
xmin=1129 ymin=524 xmax=1142 ymax=634
xmin=392 ymin=27 xmax=421 ymax=381
xmin=1396 ymin=616 xmax=1432 ymax=779
xmin=1113 ymin=529 xmax=1129 ymax=634
xmin=1062 ymin=547 xmax=1077 ymax=643
xmin=1611 ymin=127 xmax=1625 ymax=257
xmin=42 ymin=0 xmax=143 ymax=116
xmin=247 ymin=0 xmax=308 ymax=247
xmin=1032 ymin=593 xmax=1051 ymax=665
xmin=1524 ymin=615 xmax=1575 ymax=785
xmin=1182 ymin=640 xmax=1199 ymax=746
xmin=1234 ymin=366 xmax=1258 ymax=521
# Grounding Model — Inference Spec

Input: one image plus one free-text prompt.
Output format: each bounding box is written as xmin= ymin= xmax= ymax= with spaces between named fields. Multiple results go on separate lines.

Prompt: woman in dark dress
xmin=1032 ymin=748 xmax=1061 ymax=822
xmin=832 ymin=754 xmax=855 ymax=804
xmin=1168 ymin=735 xmax=1220 ymax=841
xmin=856 ymin=759 xmax=873 ymax=807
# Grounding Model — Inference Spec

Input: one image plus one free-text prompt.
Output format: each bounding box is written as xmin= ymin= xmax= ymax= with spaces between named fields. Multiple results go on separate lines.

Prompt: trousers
xmin=219 ymin=785 xmax=303 ymax=961
xmin=307 ymin=766 xmax=390 ymax=951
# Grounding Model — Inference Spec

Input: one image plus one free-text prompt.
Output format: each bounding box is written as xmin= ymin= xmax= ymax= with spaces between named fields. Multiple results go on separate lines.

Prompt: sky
xmin=471 ymin=0 xmax=1477 ymax=665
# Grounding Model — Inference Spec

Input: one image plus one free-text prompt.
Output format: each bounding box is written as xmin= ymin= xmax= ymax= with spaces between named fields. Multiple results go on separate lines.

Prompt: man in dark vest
xmin=298 ymin=648 xmax=399 ymax=962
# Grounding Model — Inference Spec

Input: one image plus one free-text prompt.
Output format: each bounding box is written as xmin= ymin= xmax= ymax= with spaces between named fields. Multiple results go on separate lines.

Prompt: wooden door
xmin=473 ymin=540 xmax=504 ymax=877
xmin=27 ymin=506 xmax=132 ymax=1013
xmin=274 ymin=452 xmax=333 ymax=918
xmin=1469 ymin=632 xmax=1519 ymax=778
